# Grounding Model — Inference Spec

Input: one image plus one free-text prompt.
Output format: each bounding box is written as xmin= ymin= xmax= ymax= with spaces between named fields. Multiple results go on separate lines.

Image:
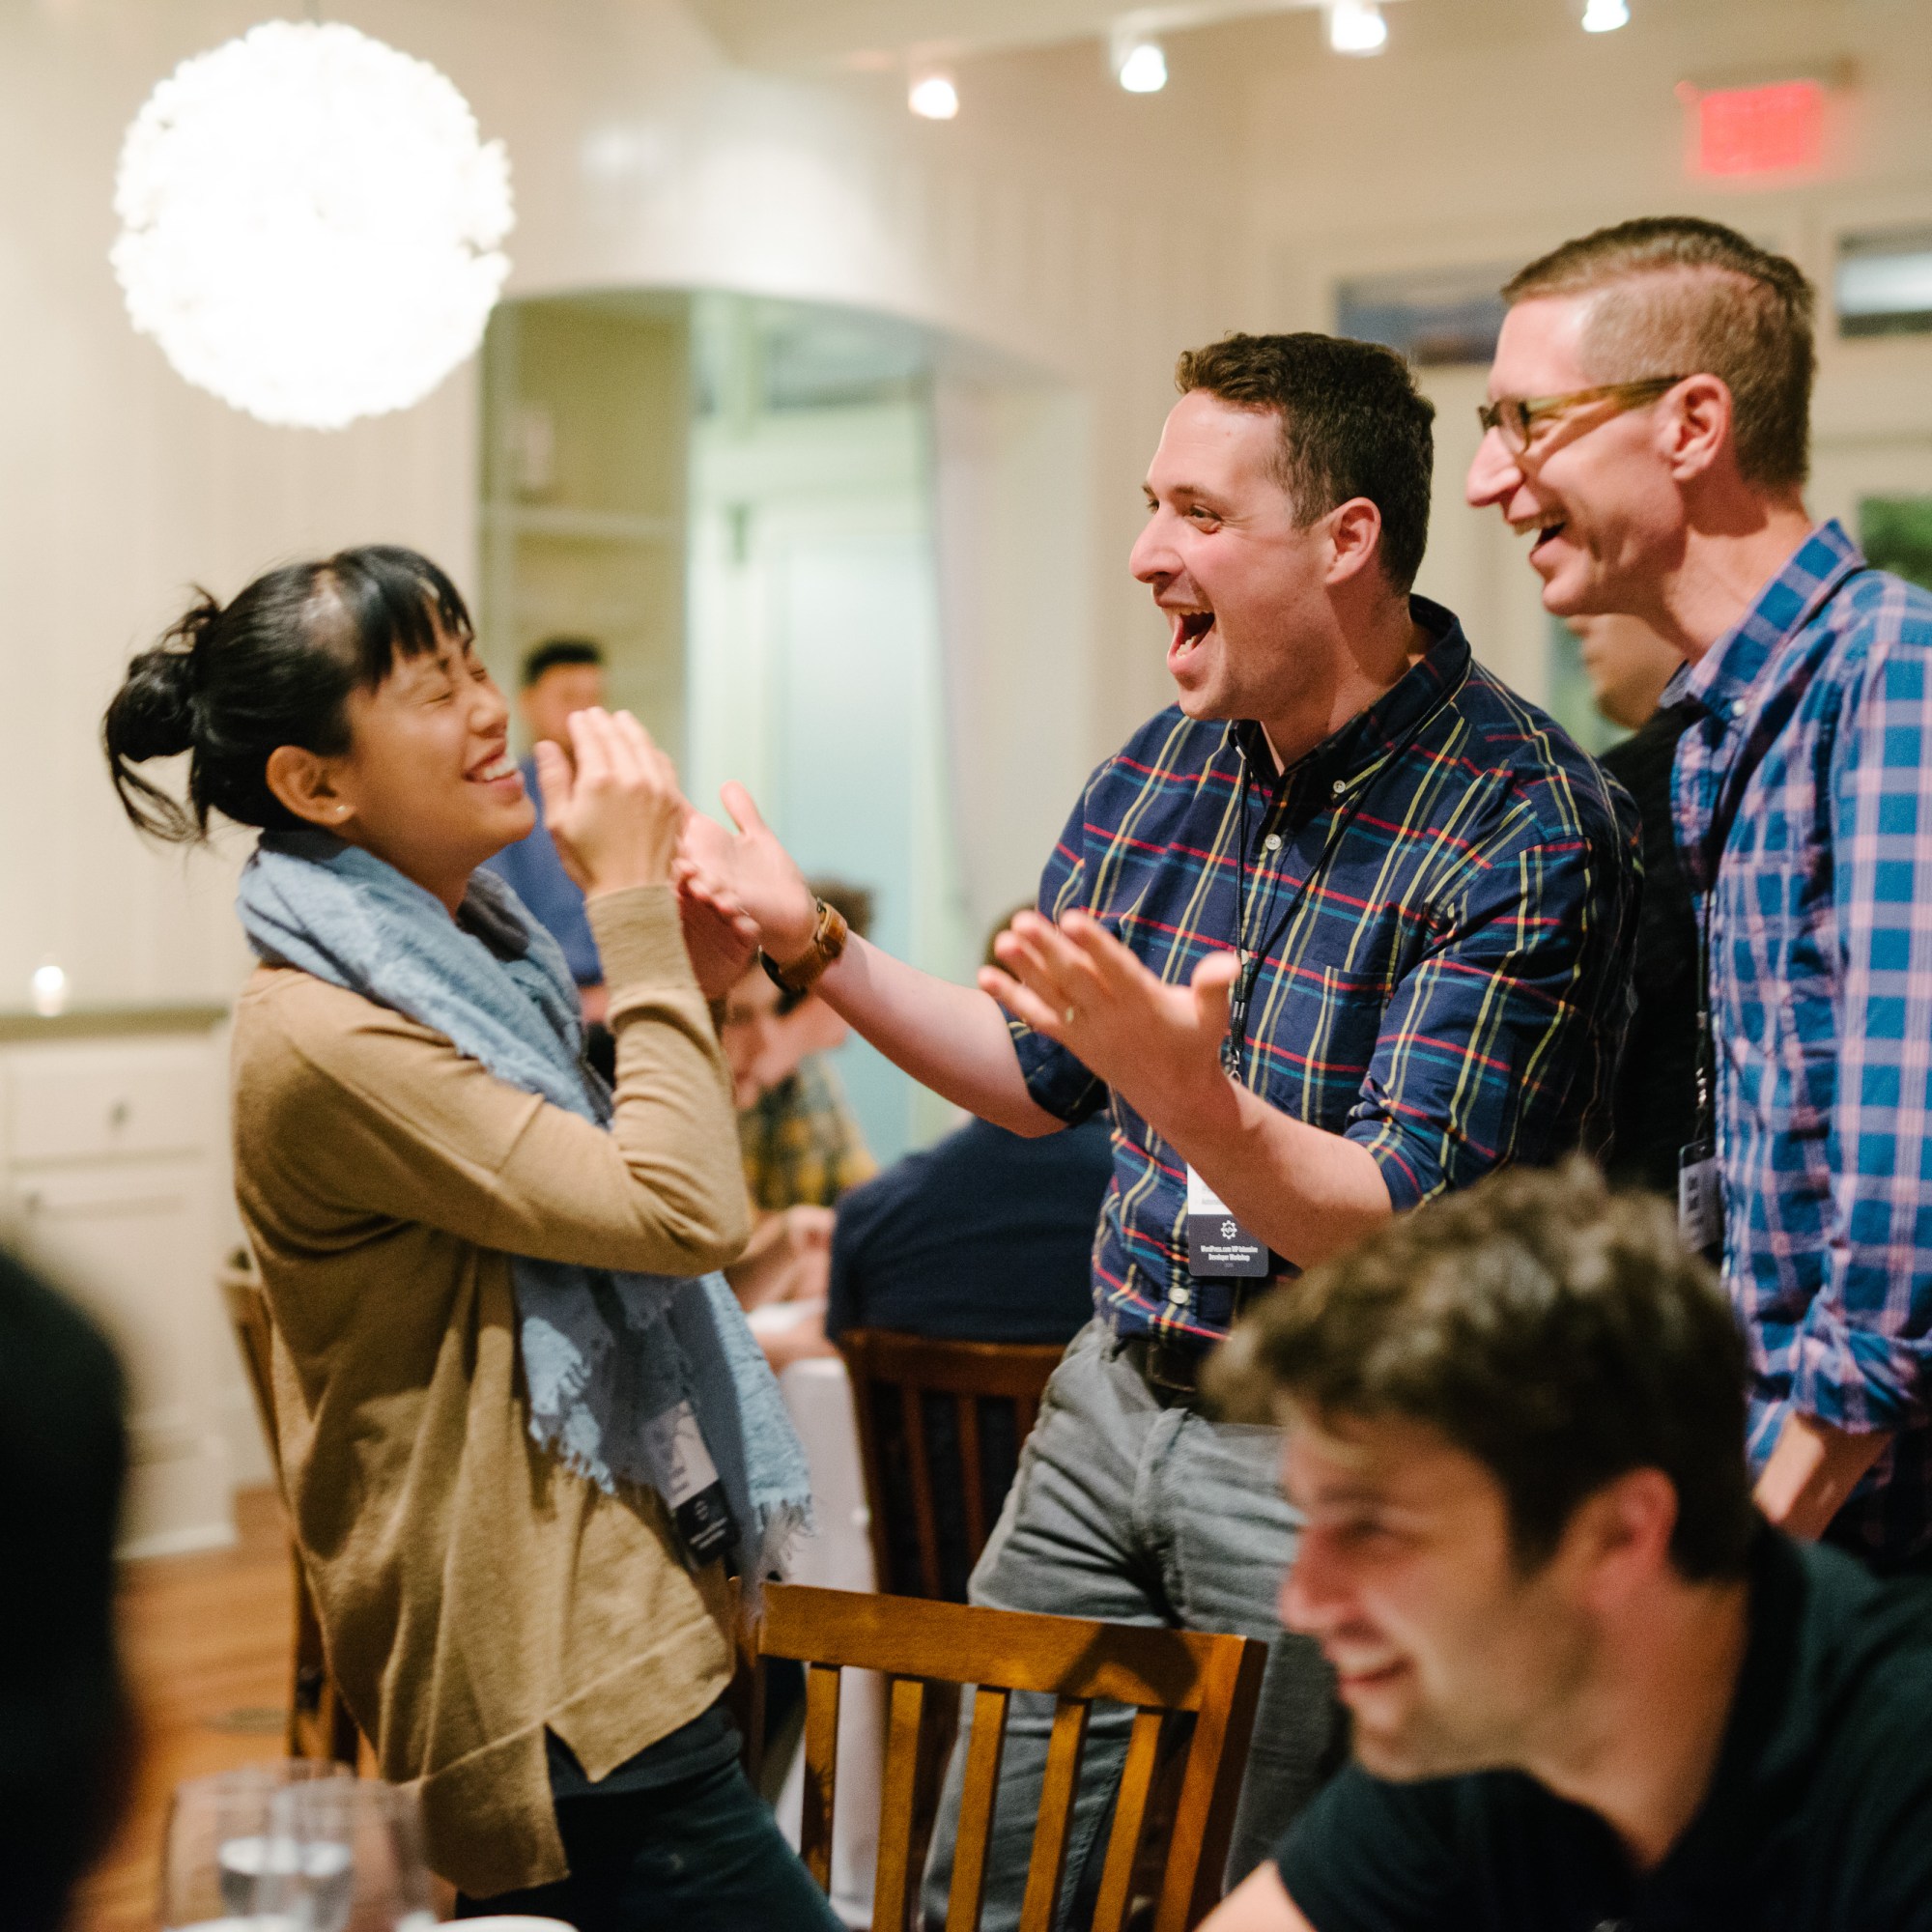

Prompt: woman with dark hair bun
xmin=104 ymin=546 xmax=836 ymax=1930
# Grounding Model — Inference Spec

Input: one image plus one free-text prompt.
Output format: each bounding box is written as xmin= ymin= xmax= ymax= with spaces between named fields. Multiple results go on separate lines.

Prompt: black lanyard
xmin=1221 ymin=670 xmax=1463 ymax=1083
xmin=1224 ymin=762 xmax=1364 ymax=1080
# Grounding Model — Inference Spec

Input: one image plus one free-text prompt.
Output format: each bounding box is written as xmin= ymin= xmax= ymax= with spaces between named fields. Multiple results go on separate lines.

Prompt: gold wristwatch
xmin=759 ymin=897 xmax=850 ymax=996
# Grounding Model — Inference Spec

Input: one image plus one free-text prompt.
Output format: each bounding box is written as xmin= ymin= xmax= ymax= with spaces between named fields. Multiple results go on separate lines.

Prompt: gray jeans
xmin=920 ymin=1320 xmax=1342 ymax=1931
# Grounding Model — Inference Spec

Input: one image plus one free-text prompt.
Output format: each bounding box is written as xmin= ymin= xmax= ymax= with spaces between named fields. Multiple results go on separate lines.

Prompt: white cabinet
xmin=0 ymin=1017 xmax=248 ymax=1557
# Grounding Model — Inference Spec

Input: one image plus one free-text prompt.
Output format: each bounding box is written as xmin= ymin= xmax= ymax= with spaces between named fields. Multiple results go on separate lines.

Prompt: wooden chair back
xmin=217 ymin=1251 xmax=361 ymax=1770
xmin=754 ymin=1583 xmax=1266 ymax=1932
xmin=838 ymin=1328 xmax=1065 ymax=1600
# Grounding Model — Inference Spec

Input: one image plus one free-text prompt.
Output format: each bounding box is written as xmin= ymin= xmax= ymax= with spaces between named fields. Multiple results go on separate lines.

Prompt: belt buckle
xmin=1144 ymin=1340 xmax=1199 ymax=1402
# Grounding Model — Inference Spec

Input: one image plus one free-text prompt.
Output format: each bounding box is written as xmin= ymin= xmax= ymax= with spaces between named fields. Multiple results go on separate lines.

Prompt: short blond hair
xmin=1503 ymin=216 xmax=1814 ymax=493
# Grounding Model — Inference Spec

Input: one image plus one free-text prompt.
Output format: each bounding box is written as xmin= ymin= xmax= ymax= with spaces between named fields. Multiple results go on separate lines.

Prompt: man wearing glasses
xmin=1468 ymin=215 xmax=1932 ymax=1577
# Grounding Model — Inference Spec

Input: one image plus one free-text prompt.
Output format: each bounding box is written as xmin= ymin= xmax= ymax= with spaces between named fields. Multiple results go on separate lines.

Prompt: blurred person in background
xmin=484 ymin=638 xmax=614 ymax=1076
xmin=102 ymin=547 xmax=833 ymax=1931
xmin=0 ymin=1244 xmax=131 ymax=1932
xmin=1201 ymin=1161 xmax=1932 ymax=1932
xmin=825 ymin=907 xmax=1111 ymax=1351
xmin=722 ymin=878 xmax=877 ymax=1335
xmin=1571 ymin=613 xmax=1701 ymax=1196
xmin=1469 ymin=215 xmax=1932 ymax=1576
xmin=824 ymin=911 xmax=1115 ymax=1598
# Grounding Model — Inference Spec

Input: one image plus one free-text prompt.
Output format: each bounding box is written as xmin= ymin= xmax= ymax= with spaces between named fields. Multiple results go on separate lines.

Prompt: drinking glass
xmin=157 ymin=1762 xmax=351 ymax=1931
xmin=257 ymin=1776 xmax=436 ymax=1932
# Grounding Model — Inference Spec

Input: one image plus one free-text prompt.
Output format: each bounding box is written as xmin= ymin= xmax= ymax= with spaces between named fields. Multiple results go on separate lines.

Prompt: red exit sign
xmin=1682 ymin=78 xmax=1826 ymax=179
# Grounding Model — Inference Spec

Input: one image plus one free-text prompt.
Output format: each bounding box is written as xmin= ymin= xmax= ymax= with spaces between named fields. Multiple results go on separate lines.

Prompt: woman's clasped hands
xmin=536 ymin=708 xmax=758 ymax=1000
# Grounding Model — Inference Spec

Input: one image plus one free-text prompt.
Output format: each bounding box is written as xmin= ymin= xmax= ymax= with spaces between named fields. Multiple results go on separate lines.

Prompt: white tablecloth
xmin=772 ymin=1356 xmax=884 ymax=1927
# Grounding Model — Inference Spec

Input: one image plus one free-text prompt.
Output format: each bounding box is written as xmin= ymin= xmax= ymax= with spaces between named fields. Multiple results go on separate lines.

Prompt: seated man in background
xmin=724 ymin=878 xmax=877 ymax=1351
xmin=1572 ymin=613 xmax=1700 ymax=1196
xmin=827 ymin=915 xmax=1114 ymax=1597
xmin=482 ymin=638 xmax=612 ymax=1067
xmin=825 ymin=908 xmax=1111 ymax=1351
xmin=0 ymin=1244 xmax=132 ymax=1932
xmin=1202 ymin=1161 xmax=1932 ymax=1932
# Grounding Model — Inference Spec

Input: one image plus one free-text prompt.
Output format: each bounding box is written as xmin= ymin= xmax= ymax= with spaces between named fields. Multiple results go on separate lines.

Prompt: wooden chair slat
xmin=842 ymin=1324 xmax=898 ymax=1605
xmin=1016 ymin=1697 xmax=1092 ymax=1932
xmin=944 ymin=1685 xmax=1012 ymax=1932
xmin=755 ymin=1585 xmax=1265 ymax=1932
xmin=841 ymin=1327 xmax=1067 ymax=1400
xmin=898 ymin=1380 xmax=946 ymax=1600
xmin=800 ymin=1661 xmax=843 ymax=1894
xmin=760 ymin=1586 xmax=1232 ymax=1709
xmin=837 ymin=1328 xmax=1063 ymax=1602
xmin=957 ymin=1392 xmax=988 ymax=1554
xmin=871 ymin=1674 xmax=930 ymax=1930
xmin=1090 ymin=1706 xmax=1168 ymax=1932
xmin=1153 ymin=1639 xmax=1270 ymax=1932
xmin=221 ymin=1255 xmax=362 ymax=1771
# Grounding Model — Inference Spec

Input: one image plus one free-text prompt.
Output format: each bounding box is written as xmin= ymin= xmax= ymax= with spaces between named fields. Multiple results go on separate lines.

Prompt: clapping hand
xmin=980 ymin=909 xmax=1239 ymax=1132
xmin=536 ymin=709 xmax=687 ymax=897
xmin=677 ymin=867 xmax=760 ymax=1001
xmin=675 ymin=781 xmax=818 ymax=961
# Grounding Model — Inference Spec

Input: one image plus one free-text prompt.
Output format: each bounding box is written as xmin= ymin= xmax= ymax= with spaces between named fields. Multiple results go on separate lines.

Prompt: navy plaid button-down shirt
xmin=1012 ymin=598 xmax=1639 ymax=1349
xmin=1672 ymin=521 xmax=1932 ymax=1567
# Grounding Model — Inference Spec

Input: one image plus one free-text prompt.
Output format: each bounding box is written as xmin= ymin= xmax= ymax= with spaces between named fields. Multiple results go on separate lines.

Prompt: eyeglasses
xmin=1476 ymin=376 xmax=1686 ymax=455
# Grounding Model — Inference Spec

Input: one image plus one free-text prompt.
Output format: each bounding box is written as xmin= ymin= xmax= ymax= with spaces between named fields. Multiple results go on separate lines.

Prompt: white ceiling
xmin=682 ymin=0 xmax=1331 ymax=71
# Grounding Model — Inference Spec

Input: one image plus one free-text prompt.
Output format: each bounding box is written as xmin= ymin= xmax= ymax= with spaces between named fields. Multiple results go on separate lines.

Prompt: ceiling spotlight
xmin=1581 ymin=0 xmax=1630 ymax=27
xmin=908 ymin=71 xmax=959 ymax=119
xmin=1326 ymin=0 xmax=1388 ymax=54
xmin=1116 ymin=38 xmax=1167 ymax=92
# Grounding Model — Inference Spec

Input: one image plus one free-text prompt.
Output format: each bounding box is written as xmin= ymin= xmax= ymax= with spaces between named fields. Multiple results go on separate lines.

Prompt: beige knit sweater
xmin=231 ymin=885 xmax=752 ymax=1897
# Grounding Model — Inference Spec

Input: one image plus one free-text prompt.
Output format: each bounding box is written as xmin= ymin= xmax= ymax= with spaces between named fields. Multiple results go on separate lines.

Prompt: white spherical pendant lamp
xmin=111 ymin=20 xmax=514 ymax=431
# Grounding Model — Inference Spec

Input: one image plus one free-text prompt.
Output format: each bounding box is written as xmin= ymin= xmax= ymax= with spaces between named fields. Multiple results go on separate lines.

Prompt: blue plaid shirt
xmin=1672 ymin=521 xmax=1932 ymax=1566
xmin=1013 ymin=599 xmax=1639 ymax=1348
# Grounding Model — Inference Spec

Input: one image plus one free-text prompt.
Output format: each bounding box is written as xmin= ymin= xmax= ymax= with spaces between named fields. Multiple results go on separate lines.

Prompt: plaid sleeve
xmin=1009 ymin=781 xmax=1111 ymax=1126
xmin=1800 ymin=621 xmax=1932 ymax=1432
xmin=1344 ymin=795 xmax=1634 ymax=1212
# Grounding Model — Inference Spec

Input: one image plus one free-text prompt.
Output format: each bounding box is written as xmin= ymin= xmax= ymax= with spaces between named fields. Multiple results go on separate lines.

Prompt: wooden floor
xmin=71 ymin=1486 xmax=298 ymax=1932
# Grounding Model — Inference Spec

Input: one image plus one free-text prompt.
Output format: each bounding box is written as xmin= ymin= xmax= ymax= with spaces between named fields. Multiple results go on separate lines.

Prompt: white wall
xmin=1 ymin=0 xmax=1254 ymax=1020
xmin=1220 ymin=0 xmax=1932 ymax=695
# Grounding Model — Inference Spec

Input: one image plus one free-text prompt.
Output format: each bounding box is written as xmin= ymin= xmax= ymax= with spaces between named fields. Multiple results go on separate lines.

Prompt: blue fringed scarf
xmin=237 ymin=829 xmax=810 ymax=1588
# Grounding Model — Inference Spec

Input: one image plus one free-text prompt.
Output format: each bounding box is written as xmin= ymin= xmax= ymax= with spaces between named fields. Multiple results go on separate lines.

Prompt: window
xmin=1836 ymin=230 xmax=1932 ymax=339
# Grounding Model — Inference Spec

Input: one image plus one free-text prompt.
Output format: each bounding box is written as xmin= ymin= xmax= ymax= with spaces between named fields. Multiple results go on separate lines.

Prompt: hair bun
xmin=108 ymin=595 xmax=221 ymax=765
xmin=110 ymin=644 xmax=199 ymax=763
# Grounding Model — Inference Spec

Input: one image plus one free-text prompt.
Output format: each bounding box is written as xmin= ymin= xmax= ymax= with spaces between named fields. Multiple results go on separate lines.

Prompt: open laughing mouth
xmin=467 ymin=752 xmax=523 ymax=791
xmin=1528 ymin=518 xmax=1567 ymax=559
xmin=1167 ymin=608 xmax=1216 ymax=670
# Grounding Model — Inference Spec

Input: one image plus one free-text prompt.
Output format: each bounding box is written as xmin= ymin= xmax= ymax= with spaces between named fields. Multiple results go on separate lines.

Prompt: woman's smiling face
xmin=311 ymin=628 xmax=535 ymax=908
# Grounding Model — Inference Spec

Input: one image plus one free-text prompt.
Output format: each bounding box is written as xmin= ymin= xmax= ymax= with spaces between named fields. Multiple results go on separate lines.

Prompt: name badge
xmin=1185 ymin=1164 xmax=1270 ymax=1279
xmin=644 ymin=1400 xmax=737 ymax=1564
xmin=1677 ymin=1139 xmax=1724 ymax=1262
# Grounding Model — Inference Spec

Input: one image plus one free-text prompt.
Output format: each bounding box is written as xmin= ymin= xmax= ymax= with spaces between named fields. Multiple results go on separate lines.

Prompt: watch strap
xmin=760 ymin=898 xmax=849 ymax=996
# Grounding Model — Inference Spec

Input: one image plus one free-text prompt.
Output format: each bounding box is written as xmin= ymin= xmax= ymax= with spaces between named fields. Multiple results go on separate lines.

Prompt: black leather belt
xmin=1122 ymin=1336 xmax=1209 ymax=1406
xmin=1121 ymin=1283 xmax=1277 ymax=1407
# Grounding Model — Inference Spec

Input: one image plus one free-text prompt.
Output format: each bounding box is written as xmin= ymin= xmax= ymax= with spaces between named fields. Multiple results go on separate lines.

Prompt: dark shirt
xmin=1 ymin=1247 xmax=128 ymax=1932
xmin=825 ymin=1115 xmax=1113 ymax=1345
xmin=1600 ymin=702 xmax=1701 ymax=1197
xmin=827 ymin=1117 xmax=1112 ymax=1598
xmin=482 ymin=753 xmax=601 ymax=985
xmin=545 ymin=1698 xmax=739 ymax=1801
xmin=1275 ymin=1531 xmax=1932 ymax=1932
xmin=1012 ymin=600 xmax=1639 ymax=1350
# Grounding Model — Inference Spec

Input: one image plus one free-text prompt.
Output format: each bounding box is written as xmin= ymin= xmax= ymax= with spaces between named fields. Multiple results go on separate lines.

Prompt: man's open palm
xmin=980 ymin=910 xmax=1238 ymax=1132
xmin=676 ymin=782 xmax=817 ymax=957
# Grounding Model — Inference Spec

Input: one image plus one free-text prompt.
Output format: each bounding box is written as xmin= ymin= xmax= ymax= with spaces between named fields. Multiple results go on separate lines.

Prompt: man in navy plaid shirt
xmin=689 ymin=332 xmax=1637 ymax=1926
xmin=1470 ymin=216 xmax=1932 ymax=1577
